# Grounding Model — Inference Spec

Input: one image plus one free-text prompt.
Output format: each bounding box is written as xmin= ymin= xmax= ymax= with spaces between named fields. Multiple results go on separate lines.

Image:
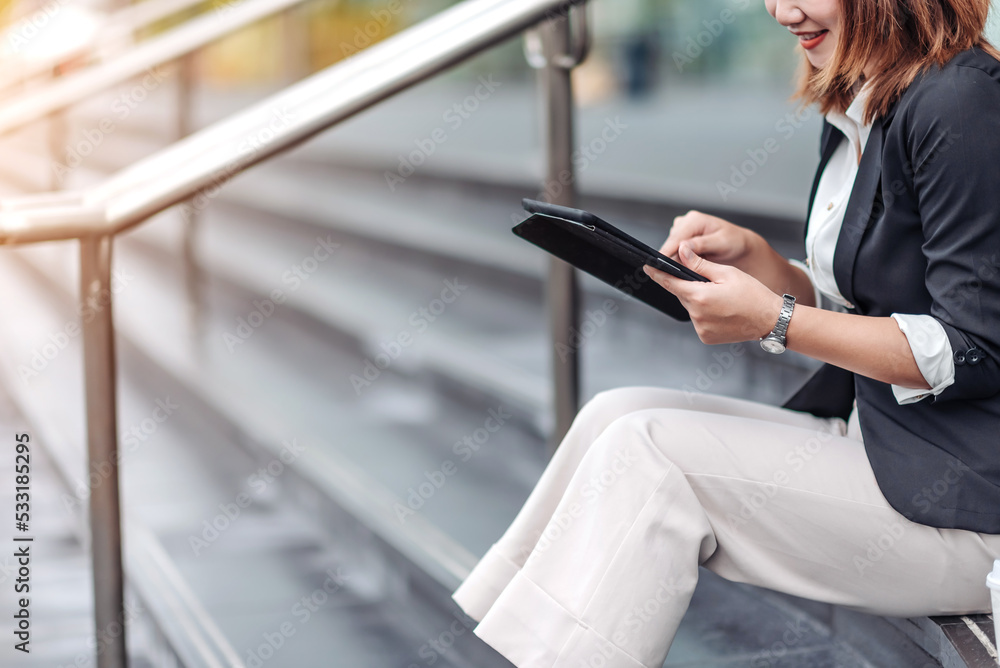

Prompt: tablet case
xmin=512 ymin=212 xmax=696 ymax=321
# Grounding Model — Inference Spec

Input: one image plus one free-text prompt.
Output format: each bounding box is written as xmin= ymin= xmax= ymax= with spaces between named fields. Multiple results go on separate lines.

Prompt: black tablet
xmin=513 ymin=199 xmax=709 ymax=321
xmin=520 ymin=199 xmax=709 ymax=283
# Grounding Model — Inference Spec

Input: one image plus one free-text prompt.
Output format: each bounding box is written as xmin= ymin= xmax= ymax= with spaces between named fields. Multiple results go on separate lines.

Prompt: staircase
xmin=0 ymin=41 xmax=989 ymax=668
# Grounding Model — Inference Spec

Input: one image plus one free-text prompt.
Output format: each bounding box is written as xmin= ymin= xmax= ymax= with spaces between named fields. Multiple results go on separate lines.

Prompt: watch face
xmin=760 ymin=338 xmax=786 ymax=355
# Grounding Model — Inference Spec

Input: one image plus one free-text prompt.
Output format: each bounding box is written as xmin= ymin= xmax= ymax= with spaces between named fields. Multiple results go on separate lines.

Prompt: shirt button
xmin=827 ymin=202 xmax=834 ymax=211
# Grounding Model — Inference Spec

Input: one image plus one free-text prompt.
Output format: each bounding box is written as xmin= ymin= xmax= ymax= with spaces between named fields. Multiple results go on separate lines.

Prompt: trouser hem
xmin=452 ymin=544 xmax=521 ymax=622
xmin=473 ymin=571 xmax=648 ymax=668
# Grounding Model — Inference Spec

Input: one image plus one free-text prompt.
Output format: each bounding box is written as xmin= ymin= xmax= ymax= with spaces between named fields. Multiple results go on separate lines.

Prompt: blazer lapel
xmin=805 ymin=121 xmax=844 ymax=240
xmin=833 ymin=117 xmax=885 ymax=309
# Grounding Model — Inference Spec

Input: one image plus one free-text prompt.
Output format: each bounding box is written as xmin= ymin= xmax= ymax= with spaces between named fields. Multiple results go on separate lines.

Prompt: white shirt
xmin=790 ymin=84 xmax=956 ymax=405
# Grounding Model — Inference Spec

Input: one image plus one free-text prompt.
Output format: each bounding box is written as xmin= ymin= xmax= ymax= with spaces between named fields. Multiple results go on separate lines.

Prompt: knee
xmin=567 ymin=411 xmax=687 ymax=499
xmin=567 ymin=389 xmax=642 ymax=447
xmin=588 ymin=408 xmax=707 ymax=474
xmin=570 ymin=387 xmax=684 ymax=444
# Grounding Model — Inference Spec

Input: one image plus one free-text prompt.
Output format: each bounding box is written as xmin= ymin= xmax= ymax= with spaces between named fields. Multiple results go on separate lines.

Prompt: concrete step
xmin=0 ymin=244 xmax=514 ymax=667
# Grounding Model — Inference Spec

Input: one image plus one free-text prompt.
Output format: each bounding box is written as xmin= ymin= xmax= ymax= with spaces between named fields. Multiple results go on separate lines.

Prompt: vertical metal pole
xmin=176 ymin=55 xmax=195 ymax=145
xmin=539 ymin=10 xmax=581 ymax=453
xmin=80 ymin=235 xmax=128 ymax=668
xmin=49 ymin=112 xmax=65 ymax=192
xmin=177 ymin=55 xmax=204 ymax=346
xmin=49 ymin=64 xmax=66 ymax=192
xmin=281 ymin=7 xmax=311 ymax=84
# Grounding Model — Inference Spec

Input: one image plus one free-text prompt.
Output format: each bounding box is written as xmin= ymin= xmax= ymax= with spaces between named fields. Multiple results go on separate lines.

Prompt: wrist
xmin=739 ymin=232 xmax=781 ymax=278
xmin=757 ymin=292 xmax=786 ymax=340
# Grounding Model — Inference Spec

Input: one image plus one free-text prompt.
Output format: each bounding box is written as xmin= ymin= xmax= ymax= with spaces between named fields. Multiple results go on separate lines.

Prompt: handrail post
xmin=535 ymin=3 xmax=588 ymax=452
xmin=282 ymin=6 xmax=311 ymax=84
xmin=80 ymin=235 xmax=128 ymax=668
xmin=177 ymin=54 xmax=204 ymax=346
xmin=49 ymin=64 xmax=65 ymax=192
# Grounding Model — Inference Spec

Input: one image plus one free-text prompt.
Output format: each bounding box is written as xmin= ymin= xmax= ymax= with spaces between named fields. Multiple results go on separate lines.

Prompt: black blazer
xmin=782 ymin=47 xmax=1000 ymax=534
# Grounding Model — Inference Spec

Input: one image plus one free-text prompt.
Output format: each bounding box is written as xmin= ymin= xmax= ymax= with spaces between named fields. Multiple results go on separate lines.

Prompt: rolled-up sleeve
xmin=788 ymin=258 xmax=824 ymax=309
xmin=890 ymin=314 xmax=955 ymax=404
xmin=907 ymin=65 xmax=1000 ymax=403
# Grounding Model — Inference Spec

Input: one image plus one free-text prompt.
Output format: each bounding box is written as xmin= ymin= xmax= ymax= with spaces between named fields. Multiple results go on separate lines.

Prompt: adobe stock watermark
xmin=853 ymin=521 xmax=905 ymax=577
xmin=678 ymin=321 xmax=763 ymax=404
xmin=672 ymin=0 xmax=751 ymax=72
xmin=243 ymin=566 xmax=352 ymax=667
xmin=581 ymin=575 xmax=697 ymax=668
xmin=518 ymin=444 xmax=639 ymax=562
xmin=5 ymin=0 xmax=73 ymax=52
xmin=17 ymin=267 xmax=135 ymax=385
xmin=726 ymin=421 xmax=839 ymax=531
xmin=556 ymin=299 xmax=620 ymax=363
xmin=215 ymin=0 xmax=242 ymax=16
xmin=393 ymin=407 xmax=511 ymax=523
xmin=188 ymin=439 xmax=306 ymax=556
xmin=536 ymin=117 xmax=629 ymax=205
xmin=223 ymin=235 xmax=341 ymax=352
xmin=910 ymin=458 xmax=970 ymax=516
xmin=179 ymin=106 xmax=297 ymax=223
xmin=53 ymin=67 xmax=170 ymax=180
xmin=840 ymin=125 xmax=964 ymax=251
xmin=843 ymin=125 xmax=963 ymax=246
xmin=681 ymin=342 xmax=747 ymax=402
xmin=505 ymin=117 xmax=629 ymax=231
xmin=749 ymin=618 xmax=816 ymax=668
xmin=384 ymin=75 xmax=502 ymax=191
xmin=941 ymin=251 xmax=1000 ymax=310
xmin=339 ymin=0 xmax=414 ymax=58
xmin=55 ymin=599 xmax=145 ymax=668
xmin=409 ymin=611 xmax=479 ymax=667
xmin=61 ymin=397 xmax=180 ymax=513
xmin=350 ymin=277 xmax=469 ymax=395
xmin=716 ymin=105 xmax=817 ymax=202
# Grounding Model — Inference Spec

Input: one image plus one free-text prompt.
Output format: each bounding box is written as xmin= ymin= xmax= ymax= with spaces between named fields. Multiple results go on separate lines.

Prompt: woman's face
xmin=764 ymin=0 xmax=840 ymax=69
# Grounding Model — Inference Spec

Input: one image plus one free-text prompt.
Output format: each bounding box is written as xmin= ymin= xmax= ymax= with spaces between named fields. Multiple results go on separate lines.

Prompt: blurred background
xmin=0 ymin=0 xmax=998 ymax=666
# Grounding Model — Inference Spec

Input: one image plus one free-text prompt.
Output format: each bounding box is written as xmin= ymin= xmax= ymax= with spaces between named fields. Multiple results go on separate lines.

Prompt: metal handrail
xmin=1 ymin=0 xmax=585 ymax=243
xmin=0 ymin=0 xmax=588 ymax=666
xmin=0 ymin=339 xmax=245 ymax=667
xmin=0 ymin=0 xmax=314 ymax=139
xmin=0 ymin=0 xmax=212 ymax=94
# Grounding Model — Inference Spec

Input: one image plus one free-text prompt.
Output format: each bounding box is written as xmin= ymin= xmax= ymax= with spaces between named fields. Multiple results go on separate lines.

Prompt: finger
xmin=659 ymin=231 xmax=684 ymax=259
xmin=643 ymin=264 xmax=696 ymax=299
xmin=678 ymin=243 xmax=728 ymax=281
xmin=685 ymin=231 xmax=731 ymax=260
xmin=660 ymin=212 xmax=708 ymax=258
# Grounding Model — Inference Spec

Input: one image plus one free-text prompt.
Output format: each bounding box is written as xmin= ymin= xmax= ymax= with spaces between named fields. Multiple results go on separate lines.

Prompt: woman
xmin=453 ymin=1 xmax=1000 ymax=666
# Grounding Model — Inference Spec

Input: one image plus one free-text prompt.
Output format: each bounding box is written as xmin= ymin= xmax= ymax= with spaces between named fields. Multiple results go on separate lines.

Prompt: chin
xmin=805 ymin=53 xmax=832 ymax=70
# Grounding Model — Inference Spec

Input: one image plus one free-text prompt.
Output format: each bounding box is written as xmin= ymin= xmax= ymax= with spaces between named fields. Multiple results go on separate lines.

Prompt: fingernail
xmin=679 ymin=244 xmax=693 ymax=260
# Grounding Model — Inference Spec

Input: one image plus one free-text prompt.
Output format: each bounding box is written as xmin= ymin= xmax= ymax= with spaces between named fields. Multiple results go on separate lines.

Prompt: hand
xmin=660 ymin=210 xmax=763 ymax=270
xmin=644 ymin=243 xmax=784 ymax=345
xmin=660 ymin=210 xmax=815 ymax=306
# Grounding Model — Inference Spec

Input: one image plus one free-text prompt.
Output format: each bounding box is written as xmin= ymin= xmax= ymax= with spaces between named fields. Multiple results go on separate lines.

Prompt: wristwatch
xmin=760 ymin=294 xmax=796 ymax=354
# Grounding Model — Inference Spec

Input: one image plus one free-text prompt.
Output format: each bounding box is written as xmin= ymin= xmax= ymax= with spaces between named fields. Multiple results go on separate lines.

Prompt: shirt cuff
xmin=787 ymin=258 xmax=823 ymax=309
xmin=889 ymin=314 xmax=956 ymax=405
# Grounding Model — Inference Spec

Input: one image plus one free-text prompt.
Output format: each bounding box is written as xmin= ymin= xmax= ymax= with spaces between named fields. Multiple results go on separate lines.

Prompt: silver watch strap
xmin=770 ymin=294 xmax=796 ymax=342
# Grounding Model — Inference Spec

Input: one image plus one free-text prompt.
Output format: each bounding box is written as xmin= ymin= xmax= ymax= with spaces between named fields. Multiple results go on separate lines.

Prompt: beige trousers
xmin=452 ymin=388 xmax=1000 ymax=668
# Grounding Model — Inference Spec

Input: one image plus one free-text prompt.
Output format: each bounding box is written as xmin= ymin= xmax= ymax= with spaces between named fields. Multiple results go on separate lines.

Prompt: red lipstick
xmin=797 ymin=30 xmax=828 ymax=50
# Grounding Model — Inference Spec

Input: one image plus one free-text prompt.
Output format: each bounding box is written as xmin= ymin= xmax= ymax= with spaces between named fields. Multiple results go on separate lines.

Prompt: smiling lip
xmin=796 ymin=29 xmax=829 ymax=50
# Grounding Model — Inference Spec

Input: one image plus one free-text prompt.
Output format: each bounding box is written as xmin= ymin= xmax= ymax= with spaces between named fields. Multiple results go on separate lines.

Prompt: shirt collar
xmin=825 ymin=80 xmax=874 ymax=158
xmin=844 ymin=80 xmax=871 ymax=126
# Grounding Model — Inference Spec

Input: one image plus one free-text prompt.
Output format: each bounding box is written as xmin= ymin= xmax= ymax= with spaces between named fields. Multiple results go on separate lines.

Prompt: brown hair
xmin=795 ymin=0 xmax=1000 ymax=123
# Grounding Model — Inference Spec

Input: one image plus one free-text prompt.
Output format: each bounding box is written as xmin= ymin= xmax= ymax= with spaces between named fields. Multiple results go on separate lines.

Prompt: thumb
xmin=679 ymin=243 xmax=726 ymax=280
xmin=685 ymin=231 xmax=730 ymax=260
